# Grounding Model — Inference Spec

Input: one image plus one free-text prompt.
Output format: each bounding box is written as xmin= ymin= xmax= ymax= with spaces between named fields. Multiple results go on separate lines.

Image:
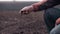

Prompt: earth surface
xmin=0 ymin=11 xmax=48 ymax=34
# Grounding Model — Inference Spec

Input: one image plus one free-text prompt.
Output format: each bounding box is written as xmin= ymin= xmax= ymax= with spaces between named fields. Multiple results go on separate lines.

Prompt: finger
xmin=21 ymin=11 xmax=28 ymax=15
xmin=25 ymin=10 xmax=29 ymax=14
xmin=19 ymin=10 xmax=25 ymax=16
xmin=19 ymin=9 xmax=23 ymax=13
xmin=21 ymin=10 xmax=29 ymax=15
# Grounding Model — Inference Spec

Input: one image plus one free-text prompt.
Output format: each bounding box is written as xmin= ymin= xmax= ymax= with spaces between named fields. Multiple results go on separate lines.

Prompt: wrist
xmin=31 ymin=4 xmax=39 ymax=11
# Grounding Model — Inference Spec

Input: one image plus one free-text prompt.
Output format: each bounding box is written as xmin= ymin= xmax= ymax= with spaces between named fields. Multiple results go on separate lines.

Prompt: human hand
xmin=19 ymin=5 xmax=34 ymax=15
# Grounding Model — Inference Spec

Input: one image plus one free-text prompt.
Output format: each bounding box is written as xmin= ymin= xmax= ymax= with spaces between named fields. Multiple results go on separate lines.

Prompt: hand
xmin=55 ymin=18 xmax=60 ymax=25
xmin=19 ymin=5 xmax=34 ymax=15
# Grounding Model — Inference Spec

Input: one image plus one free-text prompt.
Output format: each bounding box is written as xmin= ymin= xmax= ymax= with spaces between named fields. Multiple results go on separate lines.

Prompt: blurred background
xmin=0 ymin=0 xmax=60 ymax=11
xmin=0 ymin=0 xmax=60 ymax=34
xmin=0 ymin=0 xmax=39 ymax=11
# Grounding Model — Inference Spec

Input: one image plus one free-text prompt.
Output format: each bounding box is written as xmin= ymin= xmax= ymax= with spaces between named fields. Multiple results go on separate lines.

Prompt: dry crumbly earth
xmin=0 ymin=11 xmax=48 ymax=34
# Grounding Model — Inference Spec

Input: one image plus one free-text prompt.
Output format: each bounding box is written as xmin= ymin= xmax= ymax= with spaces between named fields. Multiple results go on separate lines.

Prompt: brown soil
xmin=0 ymin=11 xmax=48 ymax=34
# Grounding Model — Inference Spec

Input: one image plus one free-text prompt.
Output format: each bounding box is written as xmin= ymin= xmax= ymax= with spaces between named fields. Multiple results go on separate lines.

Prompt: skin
xmin=19 ymin=0 xmax=48 ymax=14
xmin=55 ymin=18 xmax=60 ymax=25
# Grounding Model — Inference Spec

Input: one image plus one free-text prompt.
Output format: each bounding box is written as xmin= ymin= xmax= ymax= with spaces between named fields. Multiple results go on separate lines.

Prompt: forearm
xmin=32 ymin=0 xmax=60 ymax=11
xmin=31 ymin=0 xmax=48 ymax=11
